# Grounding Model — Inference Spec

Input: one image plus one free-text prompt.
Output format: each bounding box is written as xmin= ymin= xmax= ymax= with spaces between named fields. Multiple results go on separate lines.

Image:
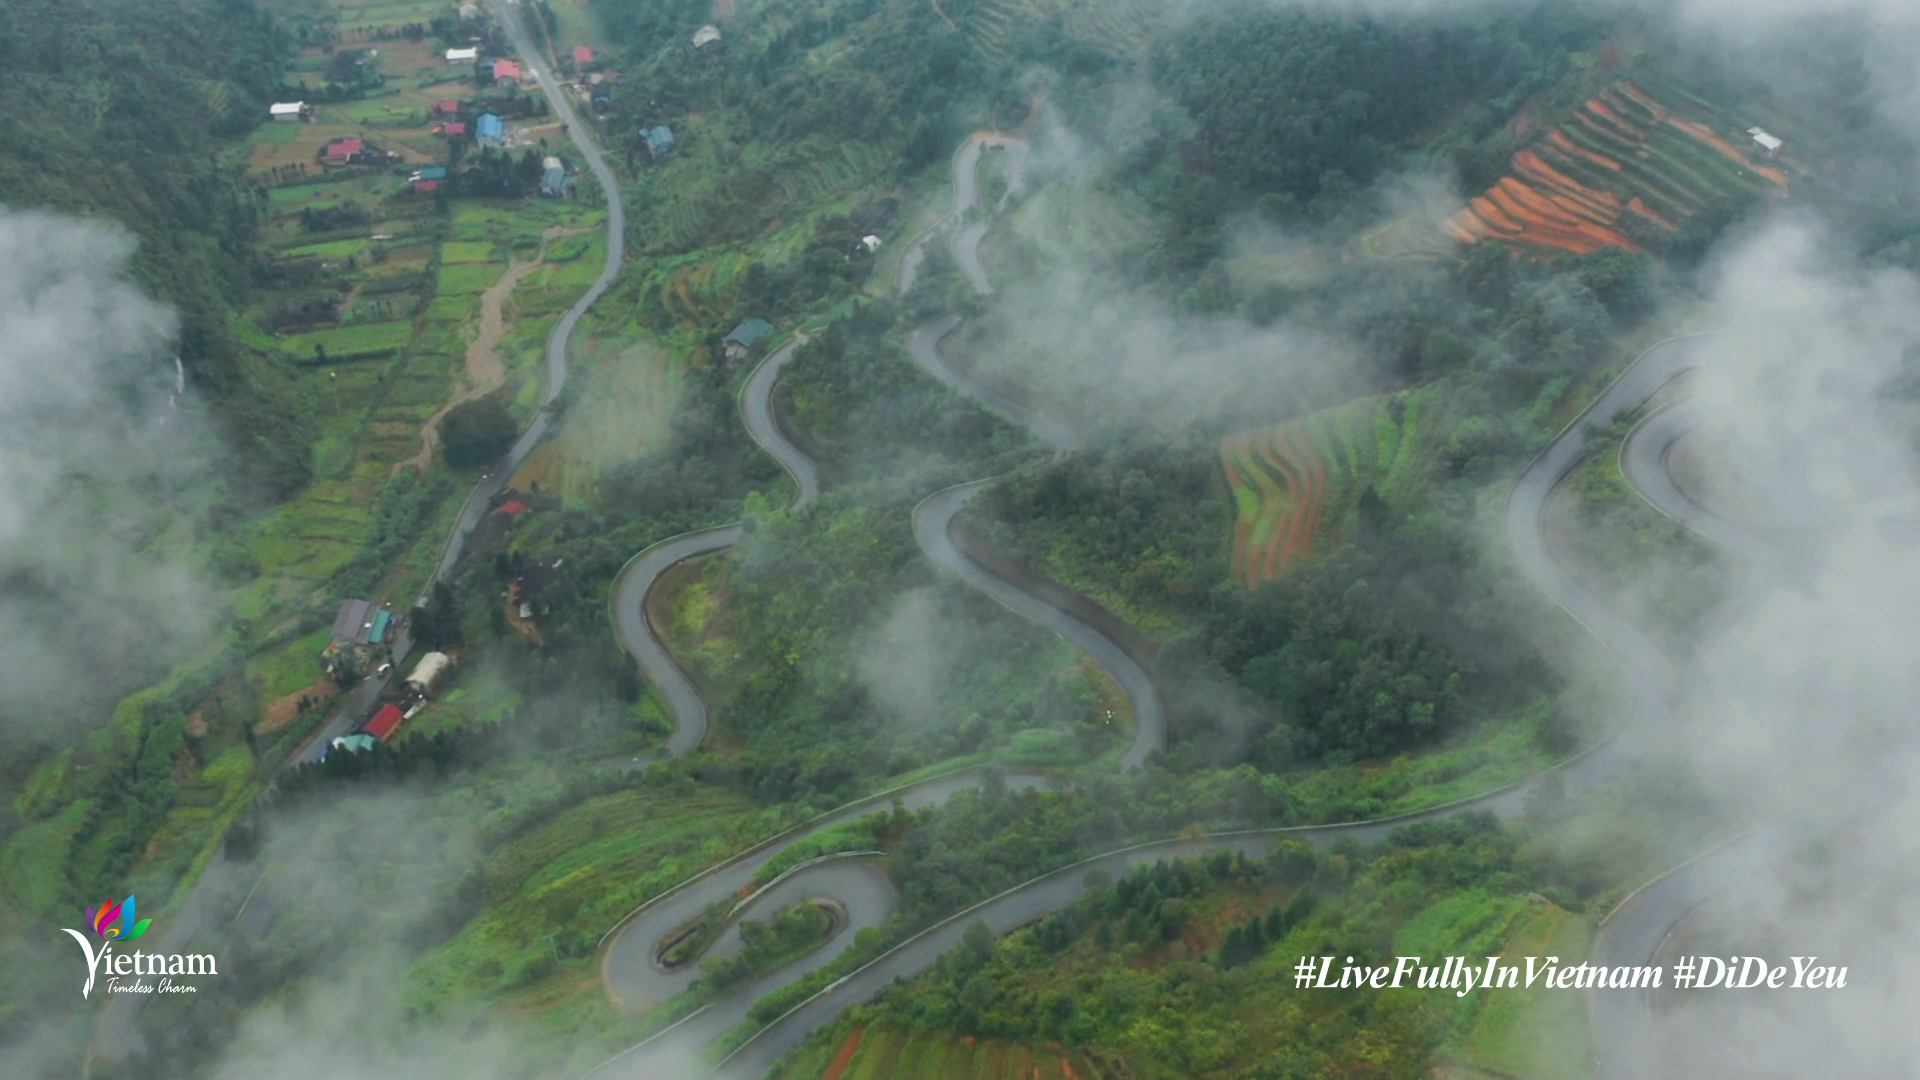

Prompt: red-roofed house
xmin=573 ymin=46 xmax=592 ymax=66
xmin=431 ymin=99 xmax=460 ymax=116
xmin=490 ymin=59 xmax=522 ymax=87
xmin=322 ymin=137 xmax=364 ymax=162
xmin=501 ymin=500 xmax=528 ymax=516
xmin=362 ymin=704 xmax=404 ymax=740
xmin=443 ymin=121 xmax=467 ymax=137
xmin=412 ymin=179 xmax=440 ymax=194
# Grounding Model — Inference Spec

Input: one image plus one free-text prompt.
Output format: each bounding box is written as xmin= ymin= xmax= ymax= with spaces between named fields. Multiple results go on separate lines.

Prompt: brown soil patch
xmin=393 ymin=225 xmax=589 ymax=476
xmin=257 ymin=674 xmax=341 ymax=736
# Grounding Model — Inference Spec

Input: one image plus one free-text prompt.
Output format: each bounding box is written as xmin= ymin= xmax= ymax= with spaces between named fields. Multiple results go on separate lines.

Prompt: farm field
xmin=1222 ymin=389 xmax=1433 ymax=588
xmin=1446 ymin=74 xmax=1807 ymax=256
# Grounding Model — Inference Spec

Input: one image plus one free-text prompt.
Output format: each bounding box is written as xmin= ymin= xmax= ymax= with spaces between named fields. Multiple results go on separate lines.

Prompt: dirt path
xmin=394 ymin=225 xmax=587 ymax=476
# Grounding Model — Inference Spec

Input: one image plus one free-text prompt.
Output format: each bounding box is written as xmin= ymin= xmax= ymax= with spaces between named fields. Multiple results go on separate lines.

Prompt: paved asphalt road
xmin=709 ymin=336 xmax=1807 ymax=1079
xmin=426 ymin=0 xmax=628 ymax=596
xmin=586 ymin=144 xmax=1705 ymax=1080
xmin=95 ymin=6 xmax=620 ymax=1060
xmin=1622 ymin=400 xmax=1795 ymax=575
xmin=913 ymin=482 xmax=1161 ymax=769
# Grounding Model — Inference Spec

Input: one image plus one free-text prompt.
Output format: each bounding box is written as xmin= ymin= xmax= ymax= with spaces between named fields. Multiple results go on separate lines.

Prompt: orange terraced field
xmin=1222 ymin=422 xmax=1327 ymax=587
xmin=1445 ymin=77 xmax=1800 ymax=257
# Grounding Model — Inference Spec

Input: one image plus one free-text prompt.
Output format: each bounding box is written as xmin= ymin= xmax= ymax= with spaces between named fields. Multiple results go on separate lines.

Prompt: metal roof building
xmin=477 ymin=113 xmax=505 ymax=144
xmin=331 ymin=599 xmax=372 ymax=644
xmin=362 ymin=704 xmax=404 ymax=741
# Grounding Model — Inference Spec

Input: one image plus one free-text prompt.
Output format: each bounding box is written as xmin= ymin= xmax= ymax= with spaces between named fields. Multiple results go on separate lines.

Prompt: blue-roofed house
xmin=540 ymin=165 xmax=572 ymax=197
xmin=409 ymin=165 xmax=448 ymax=182
xmin=477 ymin=113 xmax=505 ymax=147
xmin=722 ymin=317 xmax=773 ymax=362
xmin=367 ymin=608 xmax=393 ymax=646
xmin=643 ymin=125 xmax=674 ymax=158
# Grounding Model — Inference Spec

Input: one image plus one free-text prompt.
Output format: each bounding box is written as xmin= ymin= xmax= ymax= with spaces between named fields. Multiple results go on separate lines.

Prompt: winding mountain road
xmin=586 ymin=129 xmax=1172 ymax=1075
xmin=424 ymin=0 xmax=629 ymax=596
xmin=579 ymin=129 xmax=1788 ymax=1080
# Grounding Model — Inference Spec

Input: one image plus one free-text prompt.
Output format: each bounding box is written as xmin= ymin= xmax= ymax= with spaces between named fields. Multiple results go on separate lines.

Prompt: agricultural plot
xmin=437 ymin=262 xmax=509 ymax=295
xmin=281 ymin=320 xmax=417 ymax=360
xmin=1222 ymin=390 xmax=1431 ymax=588
xmin=1060 ymin=0 xmax=1169 ymax=59
xmin=1007 ymin=181 xmax=1156 ymax=262
xmin=440 ymin=240 xmax=500 ymax=264
xmin=1443 ymin=75 xmax=1802 ymax=256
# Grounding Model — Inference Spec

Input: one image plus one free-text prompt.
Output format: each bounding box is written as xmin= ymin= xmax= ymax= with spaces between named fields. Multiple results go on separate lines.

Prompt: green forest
xmin=3 ymin=0 xmax=1916 ymax=1076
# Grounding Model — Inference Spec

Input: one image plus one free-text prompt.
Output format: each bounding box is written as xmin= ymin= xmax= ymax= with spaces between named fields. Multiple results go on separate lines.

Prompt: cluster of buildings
xmin=324 ymin=650 xmax=456 ymax=760
xmin=323 ymin=598 xmax=400 ymax=680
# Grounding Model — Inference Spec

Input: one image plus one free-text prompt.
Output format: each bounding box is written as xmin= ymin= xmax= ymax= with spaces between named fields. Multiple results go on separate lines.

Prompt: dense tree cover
xmin=779 ymin=299 xmax=1030 ymax=480
xmin=701 ymin=900 xmax=837 ymax=991
xmin=0 ymin=0 xmax=315 ymax=498
xmin=604 ymin=0 xmax=978 ymax=151
xmin=824 ymin=814 xmax=1573 ymax=1078
xmin=1172 ymin=496 xmax=1561 ymax=766
xmin=972 ymin=250 xmax=1656 ymax=766
xmin=440 ymin=395 xmax=521 ymax=468
xmin=975 ymin=438 xmax=1230 ymax=622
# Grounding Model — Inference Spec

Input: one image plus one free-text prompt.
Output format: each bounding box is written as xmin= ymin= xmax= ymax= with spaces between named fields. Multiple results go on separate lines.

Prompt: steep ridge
xmin=585 ymin=131 xmax=1169 ymax=1074
xmin=589 ymin=130 xmax=1811 ymax=1079
xmin=704 ymin=337 xmax=1713 ymax=1080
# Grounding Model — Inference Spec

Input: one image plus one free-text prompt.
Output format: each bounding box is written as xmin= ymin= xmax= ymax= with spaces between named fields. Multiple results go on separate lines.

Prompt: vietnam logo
xmin=87 ymin=895 xmax=152 ymax=942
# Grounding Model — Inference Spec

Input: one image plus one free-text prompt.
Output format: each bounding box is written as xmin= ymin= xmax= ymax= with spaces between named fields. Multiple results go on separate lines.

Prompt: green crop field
xmin=281 ymin=237 xmax=370 ymax=260
xmin=281 ymin=320 xmax=418 ymax=357
xmin=440 ymin=240 xmax=499 ymax=264
xmin=437 ymin=263 xmax=507 ymax=295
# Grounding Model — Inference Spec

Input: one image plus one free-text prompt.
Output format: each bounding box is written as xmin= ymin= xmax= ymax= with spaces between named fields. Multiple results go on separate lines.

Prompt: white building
xmin=269 ymin=101 xmax=306 ymax=122
xmin=406 ymin=651 xmax=453 ymax=693
xmin=692 ymin=24 xmax=722 ymax=48
xmin=861 ymin=234 xmax=882 ymax=252
xmin=1747 ymin=127 xmax=1784 ymax=156
xmin=542 ymin=155 xmax=563 ymax=170
xmin=446 ymin=46 xmax=479 ymax=64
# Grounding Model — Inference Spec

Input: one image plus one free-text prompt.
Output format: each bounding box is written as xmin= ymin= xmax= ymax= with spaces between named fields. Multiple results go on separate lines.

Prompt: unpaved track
xmin=394 ymin=226 xmax=586 ymax=477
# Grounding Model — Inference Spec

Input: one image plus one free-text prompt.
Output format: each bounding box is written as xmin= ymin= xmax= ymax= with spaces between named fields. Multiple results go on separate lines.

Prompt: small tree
xmin=440 ymin=396 xmax=518 ymax=467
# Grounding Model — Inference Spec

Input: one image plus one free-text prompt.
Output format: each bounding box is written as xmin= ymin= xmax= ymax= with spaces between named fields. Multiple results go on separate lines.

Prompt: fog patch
xmin=0 ymin=207 xmax=228 ymax=750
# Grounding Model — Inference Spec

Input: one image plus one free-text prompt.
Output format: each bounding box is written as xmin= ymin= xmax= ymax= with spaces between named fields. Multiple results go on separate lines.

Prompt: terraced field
xmin=1445 ymin=75 xmax=1800 ymax=256
xmin=1222 ymin=391 xmax=1431 ymax=588
xmin=1007 ymin=181 xmax=1155 ymax=261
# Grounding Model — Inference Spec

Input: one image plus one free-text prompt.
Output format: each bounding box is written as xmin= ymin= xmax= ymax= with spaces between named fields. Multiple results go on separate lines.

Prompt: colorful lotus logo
xmin=87 ymin=895 xmax=151 ymax=941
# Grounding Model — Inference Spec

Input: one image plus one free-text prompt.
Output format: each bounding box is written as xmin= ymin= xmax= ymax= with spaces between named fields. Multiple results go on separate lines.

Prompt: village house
xmin=489 ymin=59 xmax=522 ymax=89
xmin=642 ymin=125 xmax=675 ymax=158
xmin=1747 ymin=127 xmax=1784 ymax=157
xmin=270 ymin=101 xmax=309 ymax=122
xmin=320 ymin=137 xmax=383 ymax=165
xmin=692 ymin=24 xmax=722 ymax=48
xmin=723 ymin=318 xmax=773 ymax=363
xmin=446 ymin=46 xmax=479 ymax=64
xmin=477 ymin=113 xmax=506 ymax=147
xmin=430 ymin=99 xmax=461 ymax=118
xmin=573 ymin=46 xmax=593 ymax=68
xmin=540 ymin=156 xmax=572 ymax=197
xmin=442 ymin=121 xmax=468 ymax=138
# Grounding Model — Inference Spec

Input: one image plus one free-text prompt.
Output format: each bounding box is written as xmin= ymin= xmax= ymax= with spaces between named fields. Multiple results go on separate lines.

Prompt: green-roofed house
xmin=723 ymin=317 xmax=773 ymax=363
